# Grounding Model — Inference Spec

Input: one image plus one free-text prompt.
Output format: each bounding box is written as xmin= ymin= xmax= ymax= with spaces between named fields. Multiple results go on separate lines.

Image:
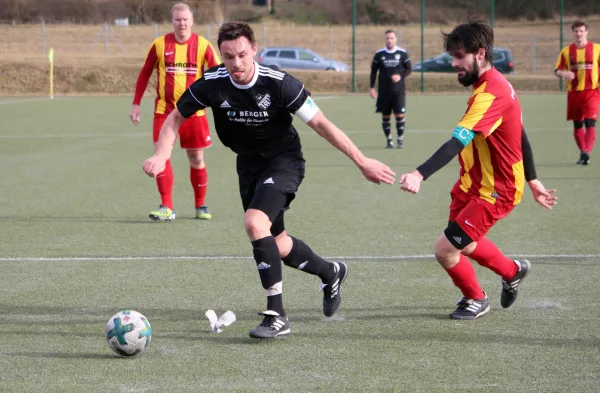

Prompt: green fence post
xmin=420 ymin=0 xmax=424 ymax=93
xmin=351 ymin=0 xmax=356 ymax=93
xmin=559 ymin=0 xmax=564 ymax=91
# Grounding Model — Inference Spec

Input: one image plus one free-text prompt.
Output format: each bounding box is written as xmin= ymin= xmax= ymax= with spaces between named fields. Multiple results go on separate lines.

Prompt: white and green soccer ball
xmin=106 ymin=310 xmax=152 ymax=357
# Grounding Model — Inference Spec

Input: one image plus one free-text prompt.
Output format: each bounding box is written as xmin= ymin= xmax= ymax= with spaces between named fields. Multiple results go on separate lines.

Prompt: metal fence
xmin=2 ymin=16 xmax=599 ymax=92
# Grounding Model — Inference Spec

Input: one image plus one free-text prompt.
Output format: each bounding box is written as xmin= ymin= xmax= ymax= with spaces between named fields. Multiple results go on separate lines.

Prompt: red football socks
xmin=468 ymin=238 xmax=518 ymax=280
xmin=156 ymin=159 xmax=174 ymax=210
xmin=445 ymin=254 xmax=485 ymax=300
xmin=585 ymin=126 xmax=596 ymax=153
xmin=190 ymin=166 xmax=208 ymax=208
xmin=574 ymin=127 xmax=586 ymax=152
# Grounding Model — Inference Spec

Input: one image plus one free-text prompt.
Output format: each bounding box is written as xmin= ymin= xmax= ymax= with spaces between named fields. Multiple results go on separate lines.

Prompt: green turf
xmin=0 ymin=94 xmax=599 ymax=392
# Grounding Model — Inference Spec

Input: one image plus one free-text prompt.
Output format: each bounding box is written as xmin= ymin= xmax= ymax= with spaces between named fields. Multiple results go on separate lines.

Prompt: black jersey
xmin=177 ymin=62 xmax=311 ymax=162
xmin=370 ymin=46 xmax=412 ymax=95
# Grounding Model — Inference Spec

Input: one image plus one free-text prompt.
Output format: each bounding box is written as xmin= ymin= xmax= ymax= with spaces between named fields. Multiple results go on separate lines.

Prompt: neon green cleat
xmin=149 ymin=205 xmax=176 ymax=221
xmin=195 ymin=206 xmax=212 ymax=220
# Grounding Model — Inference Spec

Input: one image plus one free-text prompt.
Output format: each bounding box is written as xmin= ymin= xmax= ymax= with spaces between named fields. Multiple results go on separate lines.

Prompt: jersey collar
xmin=229 ymin=61 xmax=260 ymax=90
xmin=383 ymin=46 xmax=399 ymax=53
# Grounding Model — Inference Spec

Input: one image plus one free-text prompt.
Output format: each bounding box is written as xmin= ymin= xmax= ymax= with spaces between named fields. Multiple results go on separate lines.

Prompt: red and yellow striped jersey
xmin=133 ymin=32 xmax=221 ymax=116
xmin=555 ymin=42 xmax=600 ymax=92
xmin=455 ymin=68 xmax=525 ymax=206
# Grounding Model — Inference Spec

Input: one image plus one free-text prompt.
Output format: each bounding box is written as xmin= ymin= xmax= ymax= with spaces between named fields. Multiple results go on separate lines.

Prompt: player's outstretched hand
xmin=130 ymin=104 xmax=141 ymax=125
xmin=142 ymin=155 xmax=167 ymax=178
xmin=359 ymin=158 xmax=395 ymax=184
xmin=399 ymin=170 xmax=424 ymax=194
xmin=528 ymin=179 xmax=558 ymax=210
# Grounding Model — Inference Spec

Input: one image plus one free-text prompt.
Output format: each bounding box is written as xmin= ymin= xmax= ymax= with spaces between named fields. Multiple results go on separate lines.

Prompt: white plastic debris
xmin=205 ymin=310 xmax=236 ymax=333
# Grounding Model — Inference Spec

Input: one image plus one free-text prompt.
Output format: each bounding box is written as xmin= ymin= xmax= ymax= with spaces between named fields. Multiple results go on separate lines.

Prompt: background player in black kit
xmin=143 ymin=22 xmax=396 ymax=339
xmin=370 ymin=30 xmax=412 ymax=149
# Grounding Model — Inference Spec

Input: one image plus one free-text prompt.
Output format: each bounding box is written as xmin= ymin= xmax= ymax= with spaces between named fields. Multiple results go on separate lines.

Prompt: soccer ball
xmin=106 ymin=310 xmax=152 ymax=357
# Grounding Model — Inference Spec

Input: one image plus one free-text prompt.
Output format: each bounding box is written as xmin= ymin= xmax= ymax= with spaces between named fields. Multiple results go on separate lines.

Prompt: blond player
xmin=130 ymin=3 xmax=220 ymax=220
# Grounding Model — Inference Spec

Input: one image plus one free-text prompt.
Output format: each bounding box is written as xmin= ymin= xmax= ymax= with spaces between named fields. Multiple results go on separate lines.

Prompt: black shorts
xmin=238 ymin=151 xmax=305 ymax=234
xmin=376 ymin=93 xmax=406 ymax=116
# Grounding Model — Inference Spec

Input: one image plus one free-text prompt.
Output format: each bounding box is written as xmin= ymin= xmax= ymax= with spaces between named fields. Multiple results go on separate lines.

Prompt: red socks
xmin=156 ymin=163 xmax=208 ymax=210
xmin=445 ymin=254 xmax=485 ymax=300
xmin=156 ymin=159 xmax=174 ymax=210
xmin=574 ymin=127 xmax=586 ymax=152
xmin=190 ymin=167 xmax=208 ymax=208
xmin=468 ymin=238 xmax=518 ymax=280
xmin=585 ymin=126 xmax=596 ymax=153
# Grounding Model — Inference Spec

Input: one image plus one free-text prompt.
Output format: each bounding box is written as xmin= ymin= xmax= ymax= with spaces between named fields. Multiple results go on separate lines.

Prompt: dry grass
xmin=0 ymin=60 xmax=561 ymax=95
xmin=1 ymin=19 xmax=598 ymax=94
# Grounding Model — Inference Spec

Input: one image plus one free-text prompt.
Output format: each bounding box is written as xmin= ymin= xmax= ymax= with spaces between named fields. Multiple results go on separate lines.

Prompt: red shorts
xmin=448 ymin=185 xmax=514 ymax=242
xmin=567 ymin=89 xmax=600 ymax=121
xmin=153 ymin=114 xmax=212 ymax=149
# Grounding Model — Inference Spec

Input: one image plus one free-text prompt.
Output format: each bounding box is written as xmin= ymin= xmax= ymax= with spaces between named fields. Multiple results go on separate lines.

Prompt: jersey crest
xmin=256 ymin=93 xmax=272 ymax=110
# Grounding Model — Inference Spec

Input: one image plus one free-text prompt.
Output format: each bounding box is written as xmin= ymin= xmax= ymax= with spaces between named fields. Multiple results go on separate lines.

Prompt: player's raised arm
xmin=289 ymin=97 xmax=394 ymax=184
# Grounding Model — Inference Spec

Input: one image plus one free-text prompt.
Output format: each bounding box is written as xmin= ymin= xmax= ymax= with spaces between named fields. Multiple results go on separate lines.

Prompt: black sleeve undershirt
xmin=416 ymin=137 xmax=464 ymax=180
xmin=522 ymin=127 xmax=537 ymax=182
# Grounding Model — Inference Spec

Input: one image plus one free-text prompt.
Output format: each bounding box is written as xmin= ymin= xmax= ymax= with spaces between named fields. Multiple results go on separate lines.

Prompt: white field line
xmin=0 ymin=254 xmax=599 ymax=262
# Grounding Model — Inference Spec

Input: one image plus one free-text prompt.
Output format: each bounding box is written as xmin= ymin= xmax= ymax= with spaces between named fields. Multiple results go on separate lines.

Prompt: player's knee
xmin=244 ymin=209 xmax=272 ymax=239
xmin=574 ymin=120 xmax=585 ymax=129
xmin=186 ymin=150 xmax=205 ymax=167
xmin=395 ymin=114 xmax=404 ymax=119
xmin=584 ymin=118 xmax=596 ymax=128
xmin=382 ymin=116 xmax=391 ymax=122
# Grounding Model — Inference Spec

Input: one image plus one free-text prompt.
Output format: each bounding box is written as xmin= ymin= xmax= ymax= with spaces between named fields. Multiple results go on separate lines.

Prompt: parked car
xmin=256 ymin=46 xmax=350 ymax=72
xmin=412 ymin=47 xmax=515 ymax=74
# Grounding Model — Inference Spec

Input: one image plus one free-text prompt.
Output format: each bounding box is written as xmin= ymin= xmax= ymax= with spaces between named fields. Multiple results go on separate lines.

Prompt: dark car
xmin=413 ymin=47 xmax=515 ymax=74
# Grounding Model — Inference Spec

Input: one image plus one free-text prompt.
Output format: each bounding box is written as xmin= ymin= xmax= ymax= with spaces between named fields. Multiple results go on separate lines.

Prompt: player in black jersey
xmin=143 ymin=22 xmax=396 ymax=339
xmin=369 ymin=30 xmax=412 ymax=149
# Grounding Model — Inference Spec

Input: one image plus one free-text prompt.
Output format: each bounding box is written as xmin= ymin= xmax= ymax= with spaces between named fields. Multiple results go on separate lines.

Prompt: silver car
xmin=256 ymin=47 xmax=349 ymax=72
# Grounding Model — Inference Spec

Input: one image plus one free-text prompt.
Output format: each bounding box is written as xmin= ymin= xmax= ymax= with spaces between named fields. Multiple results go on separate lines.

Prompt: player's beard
xmin=457 ymin=58 xmax=480 ymax=87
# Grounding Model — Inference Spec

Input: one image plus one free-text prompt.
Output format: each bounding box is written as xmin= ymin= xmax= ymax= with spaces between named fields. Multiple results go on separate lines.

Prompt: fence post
xmin=263 ymin=24 xmax=267 ymax=48
xmin=104 ymin=23 xmax=109 ymax=54
xmin=420 ymin=0 xmax=424 ymax=93
xmin=532 ymin=30 xmax=536 ymax=75
xmin=207 ymin=24 xmax=211 ymax=41
xmin=329 ymin=25 xmax=333 ymax=68
xmin=155 ymin=23 xmax=158 ymax=39
xmin=41 ymin=20 xmax=46 ymax=54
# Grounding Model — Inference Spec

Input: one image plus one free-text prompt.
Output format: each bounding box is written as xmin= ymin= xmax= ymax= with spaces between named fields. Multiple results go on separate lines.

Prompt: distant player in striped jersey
xmin=555 ymin=20 xmax=600 ymax=165
xmin=130 ymin=3 xmax=220 ymax=221
xmin=400 ymin=19 xmax=557 ymax=320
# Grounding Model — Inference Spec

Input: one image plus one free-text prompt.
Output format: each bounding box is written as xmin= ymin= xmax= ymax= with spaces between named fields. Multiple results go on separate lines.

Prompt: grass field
xmin=0 ymin=94 xmax=599 ymax=392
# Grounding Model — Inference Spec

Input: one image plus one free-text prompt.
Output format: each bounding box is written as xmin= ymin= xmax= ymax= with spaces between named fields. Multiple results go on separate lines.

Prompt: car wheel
xmin=325 ymin=67 xmax=335 ymax=71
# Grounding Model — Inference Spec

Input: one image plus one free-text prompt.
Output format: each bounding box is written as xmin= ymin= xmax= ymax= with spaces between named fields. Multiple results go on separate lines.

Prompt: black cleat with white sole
xmin=321 ymin=262 xmax=348 ymax=317
xmin=248 ymin=310 xmax=291 ymax=339
xmin=500 ymin=259 xmax=531 ymax=308
xmin=449 ymin=294 xmax=490 ymax=320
